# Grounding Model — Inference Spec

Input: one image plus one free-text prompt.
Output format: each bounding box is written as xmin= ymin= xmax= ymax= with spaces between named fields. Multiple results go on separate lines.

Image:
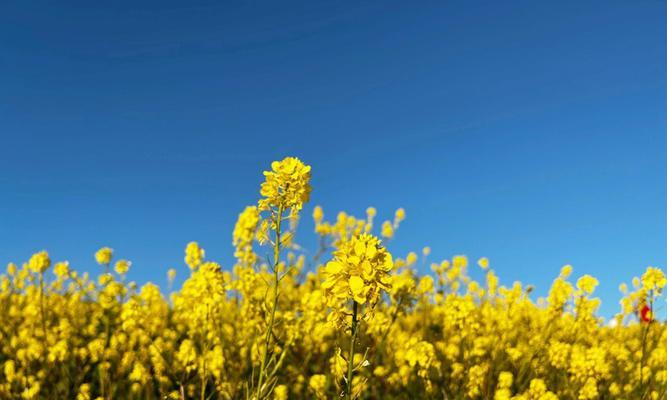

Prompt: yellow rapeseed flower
xmin=576 ymin=275 xmax=599 ymax=295
xmin=184 ymin=242 xmax=204 ymax=270
xmin=0 ymin=158 xmax=665 ymax=400
xmin=95 ymin=247 xmax=113 ymax=265
xmin=232 ymin=206 xmax=260 ymax=265
xmin=28 ymin=251 xmax=50 ymax=274
xmin=322 ymin=234 xmax=393 ymax=306
xmin=114 ymin=259 xmax=131 ymax=275
xmin=258 ymin=156 xmax=311 ymax=212
xmin=641 ymin=267 xmax=666 ymax=291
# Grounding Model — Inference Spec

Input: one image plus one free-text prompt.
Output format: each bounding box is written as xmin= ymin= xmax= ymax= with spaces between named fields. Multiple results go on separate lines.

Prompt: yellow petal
xmin=362 ymin=260 xmax=373 ymax=278
xmin=365 ymin=244 xmax=377 ymax=259
xmin=322 ymin=277 xmax=336 ymax=289
xmin=354 ymin=241 xmax=366 ymax=257
xmin=349 ymin=276 xmax=365 ymax=296
xmin=325 ymin=261 xmax=344 ymax=274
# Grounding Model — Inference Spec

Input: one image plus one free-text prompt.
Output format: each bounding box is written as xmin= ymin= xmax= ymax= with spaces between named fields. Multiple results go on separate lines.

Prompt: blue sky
xmin=1 ymin=1 xmax=666 ymax=317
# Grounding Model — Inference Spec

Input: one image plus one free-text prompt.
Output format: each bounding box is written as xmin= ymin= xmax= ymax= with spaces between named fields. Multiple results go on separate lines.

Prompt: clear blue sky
xmin=1 ymin=1 xmax=666 ymax=317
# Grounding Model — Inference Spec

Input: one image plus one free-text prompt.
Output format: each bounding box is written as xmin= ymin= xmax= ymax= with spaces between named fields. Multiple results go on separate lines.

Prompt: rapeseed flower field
xmin=1 ymin=157 xmax=665 ymax=399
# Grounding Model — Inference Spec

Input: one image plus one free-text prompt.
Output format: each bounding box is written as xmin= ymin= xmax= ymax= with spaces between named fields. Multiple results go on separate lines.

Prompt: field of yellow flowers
xmin=1 ymin=157 xmax=665 ymax=400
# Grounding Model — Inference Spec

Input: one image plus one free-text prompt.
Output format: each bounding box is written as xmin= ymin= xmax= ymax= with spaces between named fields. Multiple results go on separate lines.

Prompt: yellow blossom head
xmin=95 ymin=247 xmax=113 ymax=266
xmin=53 ymin=261 xmax=70 ymax=278
xmin=560 ymin=264 xmax=573 ymax=278
xmin=308 ymin=374 xmax=327 ymax=399
xmin=273 ymin=384 xmax=288 ymax=400
xmin=258 ymin=156 xmax=311 ymax=212
xmin=576 ymin=275 xmax=599 ymax=295
xmin=394 ymin=208 xmax=406 ymax=223
xmin=313 ymin=205 xmax=324 ymax=224
xmin=232 ymin=206 xmax=260 ymax=264
xmin=185 ymin=242 xmax=205 ymax=270
xmin=381 ymin=221 xmax=394 ymax=239
xmin=322 ymin=234 xmax=393 ymax=306
xmin=233 ymin=206 xmax=260 ymax=247
xmin=641 ymin=266 xmax=666 ymax=292
xmin=114 ymin=259 xmax=131 ymax=275
xmin=28 ymin=251 xmax=51 ymax=274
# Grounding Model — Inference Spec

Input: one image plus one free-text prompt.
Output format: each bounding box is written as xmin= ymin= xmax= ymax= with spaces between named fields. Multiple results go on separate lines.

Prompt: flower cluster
xmin=232 ymin=205 xmax=260 ymax=265
xmin=258 ymin=156 xmax=312 ymax=212
xmin=322 ymin=234 xmax=393 ymax=309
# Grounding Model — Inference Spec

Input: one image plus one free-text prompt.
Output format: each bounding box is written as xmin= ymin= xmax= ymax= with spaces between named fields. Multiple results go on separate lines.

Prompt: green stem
xmin=38 ymin=273 xmax=48 ymax=341
xmin=347 ymin=301 xmax=359 ymax=400
xmin=256 ymin=205 xmax=284 ymax=399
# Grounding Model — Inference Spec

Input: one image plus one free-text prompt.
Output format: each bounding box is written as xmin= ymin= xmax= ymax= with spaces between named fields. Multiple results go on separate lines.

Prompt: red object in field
xmin=639 ymin=304 xmax=652 ymax=323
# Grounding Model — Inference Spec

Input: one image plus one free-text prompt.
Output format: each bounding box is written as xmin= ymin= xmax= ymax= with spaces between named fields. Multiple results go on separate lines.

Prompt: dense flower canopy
xmin=0 ymin=157 xmax=665 ymax=400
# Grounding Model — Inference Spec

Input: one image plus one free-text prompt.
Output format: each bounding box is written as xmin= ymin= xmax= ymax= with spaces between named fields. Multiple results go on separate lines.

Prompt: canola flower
xmin=0 ymin=157 xmax=666 ymax=400
xmin=232 ymin=206 xmax=260 ymax=266
xmin=95 ymin=247 xmax=113 ymax=267
xmin=322 ymin=234 xmax=393 ymax=309
xmin=258 ymin=156 xmax=311 ymax=213
xmin=252 ymin=156 xmax=311 ymax=400
xmin=322 ymin=233 xmax=393 ymax=399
